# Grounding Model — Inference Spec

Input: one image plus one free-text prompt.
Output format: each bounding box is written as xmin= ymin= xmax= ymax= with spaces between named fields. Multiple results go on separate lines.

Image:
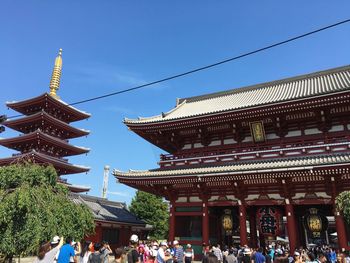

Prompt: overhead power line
xmin=6 ymin=18 xmax=350 ymax=119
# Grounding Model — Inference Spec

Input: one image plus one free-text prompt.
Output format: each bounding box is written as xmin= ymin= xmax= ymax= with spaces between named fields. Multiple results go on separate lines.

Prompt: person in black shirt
xmin=128 ymin=235 xmax=140 ymax=263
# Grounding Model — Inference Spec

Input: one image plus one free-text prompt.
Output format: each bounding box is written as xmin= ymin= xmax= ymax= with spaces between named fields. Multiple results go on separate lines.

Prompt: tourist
xmin=87 ymin=243 xmax=103 ymax=263
xmin=293 ymin=251 xmax=302 ymax=263
xmin=34 ymin=236 xmax=64 ymax=263
xmin=166 ymin=247 xmax=174 ymax=263
xmin=226 ymin=249 xmax=238 ymax=263
xmin=101 ymin=241 xmax=113 ymax=263
xmin=157 ymin=241 xmax=171 ymax=263
xmin=252 ymin=248 xmax=265 ymax=263
xmin=128 ymin=235 xmax=141 ymax=263
xmin=57 ymin=238 xmax=81 ymax=263
xmin=316 ymin=252 xmax=327 ymax=263
xmin=80 ymin=241 xmax=93 ymax=263
xmin=173 ymin=240 xmax=184 ymax=263
xmin=147 ymin=245 xmax=158 ymax=263
xmin=265 ymin=249 xmax=272 ymax=263
xmin=115 ymin=247 xmax=126 ymax=263
xmin=213 ymin=245 xmax=223 ymax=263
xmin=139 ymin=243 xmax=147 ymax=263
xmin=70 ymin=241 xmax=82 ymax=263
xmin=241 ymin=248 xmax=251 ymax=263
xmin=184 ymin=244 xmax=194 ymax=263
xmin=329 ymin=248 xmax=337 ymax=263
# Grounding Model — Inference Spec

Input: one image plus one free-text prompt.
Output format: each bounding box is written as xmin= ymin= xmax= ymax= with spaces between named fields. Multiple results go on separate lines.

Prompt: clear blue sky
xmin=1 ymin=1 xmax=349 ymax=204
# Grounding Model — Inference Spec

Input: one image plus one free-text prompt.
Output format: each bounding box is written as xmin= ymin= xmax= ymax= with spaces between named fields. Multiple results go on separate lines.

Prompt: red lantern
xmin=257 ymin=207 xmax=282 ymax=236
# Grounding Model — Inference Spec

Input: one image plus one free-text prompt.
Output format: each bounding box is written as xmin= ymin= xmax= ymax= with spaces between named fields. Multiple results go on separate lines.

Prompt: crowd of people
xmin=34 ymin=235 xmax=350 ymax=263
xmin=202 ymin=243 xmax=350 ymax=263
xmin=34 ymin=234 xmax=195 ymax=263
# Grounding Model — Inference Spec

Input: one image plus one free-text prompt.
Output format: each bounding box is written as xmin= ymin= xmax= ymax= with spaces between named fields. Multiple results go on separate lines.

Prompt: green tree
xmin=0 ymin=163 xmax=95 ymax=262
xmin=129 ymin=190 xmax=169 ymax=240
xmin=336 ymin=191 xmax=350 ymax=224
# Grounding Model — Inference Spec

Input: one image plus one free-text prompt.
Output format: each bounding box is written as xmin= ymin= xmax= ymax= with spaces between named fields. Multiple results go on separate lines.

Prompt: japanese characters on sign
xmin=257 ymin=207 xmax=281 ymax=236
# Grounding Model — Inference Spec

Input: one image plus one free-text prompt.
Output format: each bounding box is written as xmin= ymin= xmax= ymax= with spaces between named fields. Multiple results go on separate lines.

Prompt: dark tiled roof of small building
xmin=70 ymin=193 xmax=146 ymax=225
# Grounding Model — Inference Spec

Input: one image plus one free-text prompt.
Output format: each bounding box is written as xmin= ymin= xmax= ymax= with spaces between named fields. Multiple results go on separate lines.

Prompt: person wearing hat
xmin=128 ymin=235 xmax=141 ymax=263
xmin=293 ymin=251 xmax=302 ymax=263
xmin=157 ymin=242 xmax=171 ymax=263
xmin=242 ymin=248 xmax=252 ymax=263
xmin=173 ymin=240 xmax=184 ymax=263
xmin=184 ymin=244 xmax=194 ymax=263
xmin=34 ymin=236 xmax=64 ymax=263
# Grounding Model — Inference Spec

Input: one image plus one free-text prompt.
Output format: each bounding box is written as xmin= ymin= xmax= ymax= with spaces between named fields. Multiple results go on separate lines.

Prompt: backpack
xmin=88 ymin=252 xmax=103 ymax=263
xmin=128 ymin=248 xmax=138 ymax=263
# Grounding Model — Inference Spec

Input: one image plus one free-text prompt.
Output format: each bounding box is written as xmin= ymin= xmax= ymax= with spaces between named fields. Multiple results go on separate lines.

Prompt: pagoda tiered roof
xmin=125 ymin=65 xmax=350 ymax=125
xmin=0 ymin=150 xmax=90 ymax=175
xmin=3 ymin=111 xmax=90 ymax=139
xmin=0 ymin=129 xmax=90 ymax=157
xmin=57 ymin=178 xmax=91 ymax=193
xmin=7 ymin=93 xmax=90 ymax=123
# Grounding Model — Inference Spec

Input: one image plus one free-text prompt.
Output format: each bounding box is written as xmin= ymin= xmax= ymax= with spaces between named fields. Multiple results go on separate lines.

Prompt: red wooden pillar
xmin=202 ymin=197 xmax=209 ymax=245
xmin=239 ymin=201 xmax=248 ymax=246
xmin=285 ymin=199 xmax=297 ymax=253
xmin=249 ymin=210 xmax=257 ymax=248
xmin=331 ymin=177 xmax=348 ymax=251
xmin=169 ymin=201 xmax=176 ymax=242
xmin=335 ymin=208 xmax=348 ymax=251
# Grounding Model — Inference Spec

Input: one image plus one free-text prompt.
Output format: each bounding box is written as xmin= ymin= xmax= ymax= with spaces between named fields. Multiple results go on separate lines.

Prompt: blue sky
xmin=0 ymin=1 xmax=350 ymax=204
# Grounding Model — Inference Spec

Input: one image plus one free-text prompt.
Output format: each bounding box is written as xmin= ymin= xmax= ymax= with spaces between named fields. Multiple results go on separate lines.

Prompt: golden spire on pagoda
xmin=49 ymin=48 xmax=63 ymax=99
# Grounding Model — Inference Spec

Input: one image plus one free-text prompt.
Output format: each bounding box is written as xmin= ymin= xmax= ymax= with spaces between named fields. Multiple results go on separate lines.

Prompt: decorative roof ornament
xmin=49 ymin=48 xmax=63 ymax=99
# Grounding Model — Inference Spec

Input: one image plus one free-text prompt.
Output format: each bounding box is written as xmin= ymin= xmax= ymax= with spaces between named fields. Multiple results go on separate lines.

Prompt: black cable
xmin=5 ymin=18 xmax=350 ymax=118
xmin=70 ymin=18 xmax=350 ymax=106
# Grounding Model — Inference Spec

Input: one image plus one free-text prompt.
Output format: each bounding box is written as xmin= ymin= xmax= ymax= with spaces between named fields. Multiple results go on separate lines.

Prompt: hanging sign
xmin=222 ymin=209 xmax=233 ymax=235
xmin=257 ymin=207 xmax=282 ymax=236
xmin=250 ymin=121 xmax=266 ymax=143
xmin=304 ymin=208 xmax=328 ymax=238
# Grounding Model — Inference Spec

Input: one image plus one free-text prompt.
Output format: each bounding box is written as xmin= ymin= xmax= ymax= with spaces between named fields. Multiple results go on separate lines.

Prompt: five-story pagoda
xmin=0 ymin=49 xmax=90 ymax=192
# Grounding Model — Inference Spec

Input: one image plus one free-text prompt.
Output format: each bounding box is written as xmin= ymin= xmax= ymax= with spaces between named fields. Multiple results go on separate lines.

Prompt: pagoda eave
xmin=0 ymin=130 xmax=90 ymax=156
xmin=6 ymin=93 xmax=91 ymax=122
xmin=0 ymin=151 xmax=90 ymax=175
xmin=3 ymin=111 xmax=90 ymax=138
xmin=58 ymin=181 xmax=91 ymax=193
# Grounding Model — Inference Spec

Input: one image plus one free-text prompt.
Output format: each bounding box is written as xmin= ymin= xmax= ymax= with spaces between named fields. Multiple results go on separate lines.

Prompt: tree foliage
xmin=336 ymin=191 xmax=350 ymax=224
xmin=0 ymin=163 xmax=95 ymax=259
xmin=129 ymin=191 xmax=169 ymax=240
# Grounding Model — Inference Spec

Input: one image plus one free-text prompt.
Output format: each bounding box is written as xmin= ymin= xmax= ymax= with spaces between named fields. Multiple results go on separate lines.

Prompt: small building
xmin=114 ymin=65 xmax=350 ymax=254
xmin=71 ymin=193 xmax=151 ymax=249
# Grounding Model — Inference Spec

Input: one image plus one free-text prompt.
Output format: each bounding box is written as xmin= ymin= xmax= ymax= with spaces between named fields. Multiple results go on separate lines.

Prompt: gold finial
xmin=49 ymin=48 xmax=63 ymax=99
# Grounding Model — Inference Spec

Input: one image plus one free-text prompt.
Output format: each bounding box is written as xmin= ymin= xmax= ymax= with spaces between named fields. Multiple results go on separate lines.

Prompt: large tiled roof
xmin=70 ymin=194 xmax=146 ymax=225
xmin=124 ymin=65 xmax=350 ymax=124
xmin=114 ymin=153 xmax=350 ymax=178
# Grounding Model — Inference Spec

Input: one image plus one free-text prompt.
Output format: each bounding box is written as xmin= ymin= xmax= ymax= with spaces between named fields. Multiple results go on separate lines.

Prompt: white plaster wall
xmin=304 ymin=128 xmax=322 ymax=135
xmin=223 ymin=138 xmax=235 ymax=145
xmin=266 ymin=133 xmax=280 ymax=139
xmin=209 ymin=140 xmax=221 ymax=146
xmin=189 ymin=196 xmax=202 ymax=202
xmin=285 ymin=130 xmax=302 ymax=137
xmin=329 ymin=125 xmax=344 ymax=132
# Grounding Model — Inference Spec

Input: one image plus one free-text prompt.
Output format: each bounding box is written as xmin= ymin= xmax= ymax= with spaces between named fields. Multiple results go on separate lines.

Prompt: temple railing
xmin=159 ymin=133 xmax=350 ymax=168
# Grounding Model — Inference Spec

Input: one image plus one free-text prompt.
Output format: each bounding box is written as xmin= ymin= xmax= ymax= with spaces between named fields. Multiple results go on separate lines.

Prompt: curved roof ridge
xmin=124 ymin=64 xmax=350 ymax=125
xmin=4 ymin=110 xmax=90 ymax=137
xmin=180 ymin=64 xmax=350 ymax=103
xmin=6 ymin=93 xmax=91 ymax=120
